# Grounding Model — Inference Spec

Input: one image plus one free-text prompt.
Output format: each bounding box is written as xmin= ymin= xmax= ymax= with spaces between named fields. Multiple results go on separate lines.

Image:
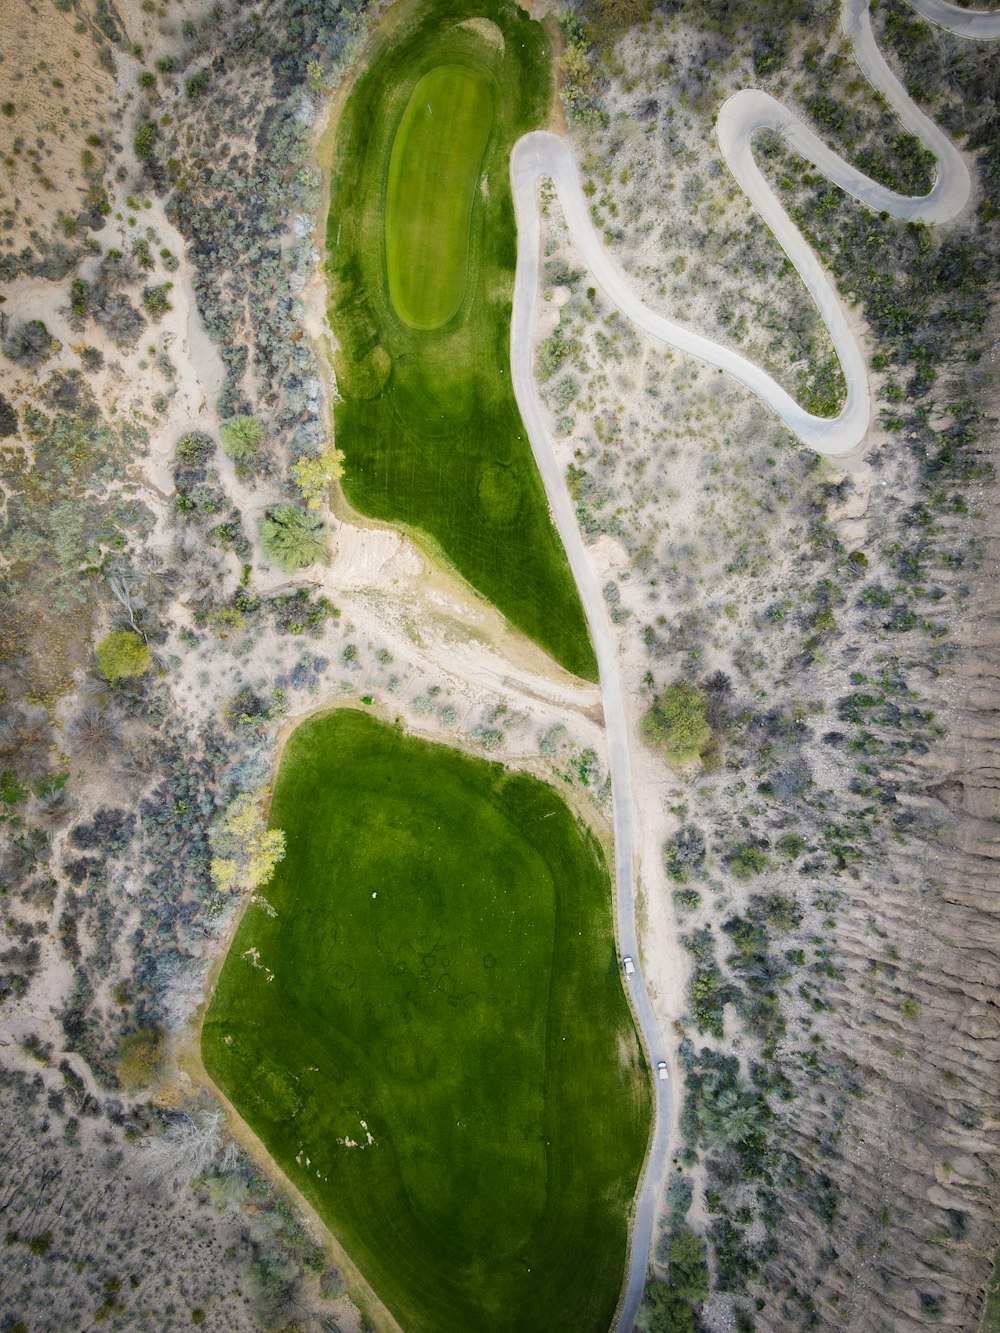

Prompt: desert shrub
xmin=117 ymin=1025 xmax=164 ymax=1089
xmin=134 ymin=121 xmax=156 ymax=161
xmin=96 ymin=630 xmax=152 ymax=682
xmin=69 ymin=277 xmax=91 ymax=321
xmin=219 ymin=414 xmax=265 ymax=464
xmin=3 ymin=319 xmax=53 ymax=367
xmin=95 ymin=293 xmax=146 ymax=347
xmin=141 ymin=283 xmax=173 ymax=318
xmin=642 ymin=681 xmax=710 ymax=764
xmin=259 ymin=504 xmax=328 ymax=571
xmin=663 ymin=825 xmax=706 ymax=882
xmin=726 ymin=842 xmax=770 ymax=880
xmin=684 ymin=929 xmax=738 ymax=1039
xmin=131 ymin=237 xmax=155 ymax=270
xmin=185 ymin=68 xmax=211 ymax=98
xmin=0 ymin=393 xmax=17 ymax=437
xmin=70 ymin=807 xmax=136 ymax=851
xmin=223 ymin=685 xmax=268 ymax=731
xmin=673 ymin=888 xmax=701 ymax=914
xmin=175 ymin=430 xmax=214 ymax=464
xmin=64 ymin=704 xmax=123 ymax=761
xmin=702 ymin=669 xmax=734 ymax=730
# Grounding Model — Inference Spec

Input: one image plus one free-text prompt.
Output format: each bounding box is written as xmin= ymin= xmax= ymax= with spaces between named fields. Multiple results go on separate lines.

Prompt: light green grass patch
xmin=202 ymin=710 xmax=649 ymax=1333
xmin=386 ymin=64 xmax=493 ymax=330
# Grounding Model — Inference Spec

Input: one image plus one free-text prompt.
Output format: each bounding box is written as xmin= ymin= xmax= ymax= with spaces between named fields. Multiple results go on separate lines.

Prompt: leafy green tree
xmin=260 ymin=504 xmax=328 ymax=571
xmin=642 ymin=680 xmax=711 ymax=764
xmin=210 ymin=789 xmax=286 ymax=895
xmin=666 ymin=1227 xmax=709 ymax=1303
xmin=635 ymin=1280 xmax=698 ymax=1333
xmin=700 ymin=1081 xmax=766 ymax=1147
xmin=96 ymin=630 xmax=152 ymax=682
xmin=290 ymin=446 xmax=343 ymax=509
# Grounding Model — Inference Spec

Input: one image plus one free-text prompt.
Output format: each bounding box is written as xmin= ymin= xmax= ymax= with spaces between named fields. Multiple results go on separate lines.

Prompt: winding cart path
xmin=508 ymin=1 xmax=998 ymax=1327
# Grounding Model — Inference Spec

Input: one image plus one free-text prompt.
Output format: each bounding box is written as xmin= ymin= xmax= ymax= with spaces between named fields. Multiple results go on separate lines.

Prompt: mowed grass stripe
xmin=386 ymin=64 xmax=493 ymax=330
xmin=202 ymin=710 xmax=650 ymax=1332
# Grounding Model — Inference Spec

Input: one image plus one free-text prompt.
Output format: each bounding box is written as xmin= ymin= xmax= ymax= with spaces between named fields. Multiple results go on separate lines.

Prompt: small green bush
xmin=727 ymin=843 xmax=770 ymax=881
xmin=96 ymin=631 xmax=152 ymax=682
xmin=142 ymin=283 xmax=173 ymax=318
xmin=642 ymin=681 xmax=710 ymax=765
xmin=260 ymin=505 xmax=328 ymax=571
xmin=175 ymin=430 xmax=214 ymax=464
xmin=219 ymin=414 xmax=265 ymax=463
xmin=672 ymin=888 xmax=701 ymax=914
xmin=133 ymin=121 xmax=156 ymax=161
xmin=185 ymin=68 xmax=210 ymax=98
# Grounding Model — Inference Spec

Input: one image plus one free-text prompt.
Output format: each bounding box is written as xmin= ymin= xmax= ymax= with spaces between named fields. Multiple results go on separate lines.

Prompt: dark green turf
xmin=202 ymin=710 xmax=650 ymax=1333
xmin=385 ymin=64 xmax=493 ymax=330
xmin=326 ymin=0 xmax=598 ymax=681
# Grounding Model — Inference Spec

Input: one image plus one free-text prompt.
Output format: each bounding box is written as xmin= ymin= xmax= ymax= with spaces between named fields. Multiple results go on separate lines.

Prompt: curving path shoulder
xmin=508 ymin=1 xmax=996 ymax=1329
xmin=906 ymin=0 xmax=1000 ymax=38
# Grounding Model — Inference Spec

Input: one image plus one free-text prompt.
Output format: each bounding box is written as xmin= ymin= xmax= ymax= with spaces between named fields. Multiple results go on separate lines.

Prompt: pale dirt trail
xmin=509 ymin=2 xmax=996 ymax=1327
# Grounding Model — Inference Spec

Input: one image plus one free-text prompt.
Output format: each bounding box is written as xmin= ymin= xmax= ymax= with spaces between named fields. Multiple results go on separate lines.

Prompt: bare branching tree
xmin=158 ymin=956 xmax=208 ymax=1029
xmin=143 ymin=1110 xmax=223 ymax=1185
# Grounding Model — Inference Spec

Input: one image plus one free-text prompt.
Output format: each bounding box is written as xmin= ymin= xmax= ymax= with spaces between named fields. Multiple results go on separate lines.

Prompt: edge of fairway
xmin=183 ymin=698 xmax=638 ymax=1327
xmin=315 ymin=0 xmax=599 ymax=683
xmin=312 ymin=70 xmax=592 ymax=692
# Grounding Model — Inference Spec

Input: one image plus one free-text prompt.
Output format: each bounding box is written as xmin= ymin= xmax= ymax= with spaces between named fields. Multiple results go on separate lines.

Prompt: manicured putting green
xmin=328 ymin=0 xmax=597 ymax=681
xmin=386 ymin=64 xmax=493 ymax=329
xmin=202 ymin=710 xmax=650 ymax=1333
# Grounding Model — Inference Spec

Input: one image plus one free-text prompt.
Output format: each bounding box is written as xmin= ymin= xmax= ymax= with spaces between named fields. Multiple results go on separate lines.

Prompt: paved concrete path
xmin=907 ymin=0 xmax=1000 ymax=38
xmin=508 ymin=2 xmax=995 ymax=1329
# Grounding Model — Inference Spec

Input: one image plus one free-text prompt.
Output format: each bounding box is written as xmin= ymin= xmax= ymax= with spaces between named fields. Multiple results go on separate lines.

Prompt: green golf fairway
xmin=202 ymin=710 xmax=650 ymax=1333
xmin=327 ymin=0 xmax=597 ymax=681
xmin=386 ymin=64 xmax=493 ymax=329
